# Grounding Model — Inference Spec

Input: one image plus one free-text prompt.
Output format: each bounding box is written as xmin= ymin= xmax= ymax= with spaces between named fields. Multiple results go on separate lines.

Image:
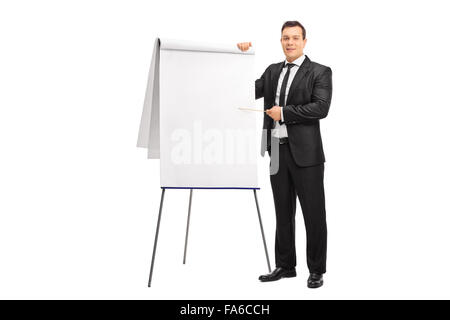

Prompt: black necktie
xmin=278 ymin=63 xmax=295 ymax=125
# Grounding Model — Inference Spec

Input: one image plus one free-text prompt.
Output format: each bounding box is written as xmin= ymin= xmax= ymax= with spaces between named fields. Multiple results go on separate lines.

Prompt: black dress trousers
xmin=270 ymin=142 xmax=327 ymax=274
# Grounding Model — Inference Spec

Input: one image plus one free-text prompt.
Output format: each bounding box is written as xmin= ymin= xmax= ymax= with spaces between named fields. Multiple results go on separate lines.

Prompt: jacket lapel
xmin=266 ymin=55 xmax=311 ymax=128
xmin=286 ymin=55 xmax=311 ymax=104
xmin=271 ymin=61 xmax=285 ymax=102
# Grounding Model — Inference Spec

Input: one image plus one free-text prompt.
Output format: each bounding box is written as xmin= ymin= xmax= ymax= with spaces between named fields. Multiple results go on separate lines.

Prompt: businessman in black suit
xmin=237 ymin=21 xmax=332 ymax=288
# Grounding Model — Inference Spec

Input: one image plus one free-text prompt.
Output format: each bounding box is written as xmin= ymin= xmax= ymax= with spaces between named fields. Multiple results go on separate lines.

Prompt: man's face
xmin=280 ymin=26 xmax=307 ymax=62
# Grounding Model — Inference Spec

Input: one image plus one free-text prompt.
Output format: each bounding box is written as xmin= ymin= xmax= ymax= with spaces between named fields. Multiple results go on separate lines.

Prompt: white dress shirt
xmin=272 ymin=54 xmax=306 ymax=138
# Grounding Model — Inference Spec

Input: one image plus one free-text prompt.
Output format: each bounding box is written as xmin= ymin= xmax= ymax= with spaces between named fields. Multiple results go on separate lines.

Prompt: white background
xmin=1 ymin=0 xmax=450 ymax=299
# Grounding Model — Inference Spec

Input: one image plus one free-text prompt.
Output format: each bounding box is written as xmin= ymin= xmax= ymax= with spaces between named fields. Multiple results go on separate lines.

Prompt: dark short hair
xmin=281 ymin=21 xmax=306 ymax=40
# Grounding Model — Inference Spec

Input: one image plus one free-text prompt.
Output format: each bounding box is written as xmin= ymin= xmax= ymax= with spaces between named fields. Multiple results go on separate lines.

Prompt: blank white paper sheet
xmin=137 ymin=38 xmax=258 ymax=189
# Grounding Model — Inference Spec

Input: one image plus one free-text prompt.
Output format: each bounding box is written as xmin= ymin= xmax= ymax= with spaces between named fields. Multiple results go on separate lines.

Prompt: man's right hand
xmin=237 ymin=42 xmax=252 ymax=52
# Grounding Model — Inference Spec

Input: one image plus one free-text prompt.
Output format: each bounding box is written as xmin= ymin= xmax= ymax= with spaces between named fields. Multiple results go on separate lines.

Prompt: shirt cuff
xmin=281 ymin=107 xmax=284 ymax=122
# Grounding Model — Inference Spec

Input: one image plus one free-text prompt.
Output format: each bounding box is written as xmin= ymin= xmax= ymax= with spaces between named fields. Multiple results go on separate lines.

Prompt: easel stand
xmin=148 ymin=187 xmax=272 ymax=287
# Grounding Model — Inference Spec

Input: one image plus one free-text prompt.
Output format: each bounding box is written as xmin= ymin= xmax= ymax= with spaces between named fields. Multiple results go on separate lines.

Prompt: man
xmin=237 ymin=20 xmax=332 ymax=288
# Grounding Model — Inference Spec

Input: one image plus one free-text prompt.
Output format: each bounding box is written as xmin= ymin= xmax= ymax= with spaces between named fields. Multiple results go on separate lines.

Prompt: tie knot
xmin=285 ymin=63 xmax=295 ymax=69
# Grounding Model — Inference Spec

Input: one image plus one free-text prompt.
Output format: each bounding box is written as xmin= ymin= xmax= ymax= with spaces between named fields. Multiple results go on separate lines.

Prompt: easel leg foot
xmin=183 ymin=189 xmax=193 ymax=264
xmin=148 ymin=188 xmax=166 ymax=287
xmin=254 ymin=189 xmax=272 ymax=273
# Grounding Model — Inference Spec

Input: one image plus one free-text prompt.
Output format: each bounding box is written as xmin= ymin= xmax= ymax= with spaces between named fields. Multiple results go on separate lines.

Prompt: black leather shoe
xmin=307 ymin=273 xmax=323 ymax=288
xmin=259 ymin=267 xmax=296 ymax=282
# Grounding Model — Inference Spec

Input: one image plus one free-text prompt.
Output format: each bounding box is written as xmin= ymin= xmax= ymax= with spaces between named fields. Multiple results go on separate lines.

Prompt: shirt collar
xmin=284 ymin=54 xmax=305 ymax=68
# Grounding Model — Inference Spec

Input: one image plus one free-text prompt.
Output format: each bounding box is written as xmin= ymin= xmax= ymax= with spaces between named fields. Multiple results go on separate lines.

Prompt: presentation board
xmin=137 ymin=38 xmax=258 ymax=189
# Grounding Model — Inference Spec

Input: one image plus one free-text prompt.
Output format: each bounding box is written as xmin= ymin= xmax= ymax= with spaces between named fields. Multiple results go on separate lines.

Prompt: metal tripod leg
xmin=253 ymin=189 xmax=272 ymax=272
xmin=183 ymin=189 xmax=193 ymax=264
xmin=148 ymin=188 xmax=165 ymax=287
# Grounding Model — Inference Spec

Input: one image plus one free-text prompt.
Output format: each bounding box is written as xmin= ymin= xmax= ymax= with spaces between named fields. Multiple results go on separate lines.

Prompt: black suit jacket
xmin=255 ymin=55 xmax=332 ymax=167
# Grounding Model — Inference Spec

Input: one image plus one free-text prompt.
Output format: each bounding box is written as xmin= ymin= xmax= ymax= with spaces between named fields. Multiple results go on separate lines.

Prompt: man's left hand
xmin=266 ymin=106 xmax=282 ymax=121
